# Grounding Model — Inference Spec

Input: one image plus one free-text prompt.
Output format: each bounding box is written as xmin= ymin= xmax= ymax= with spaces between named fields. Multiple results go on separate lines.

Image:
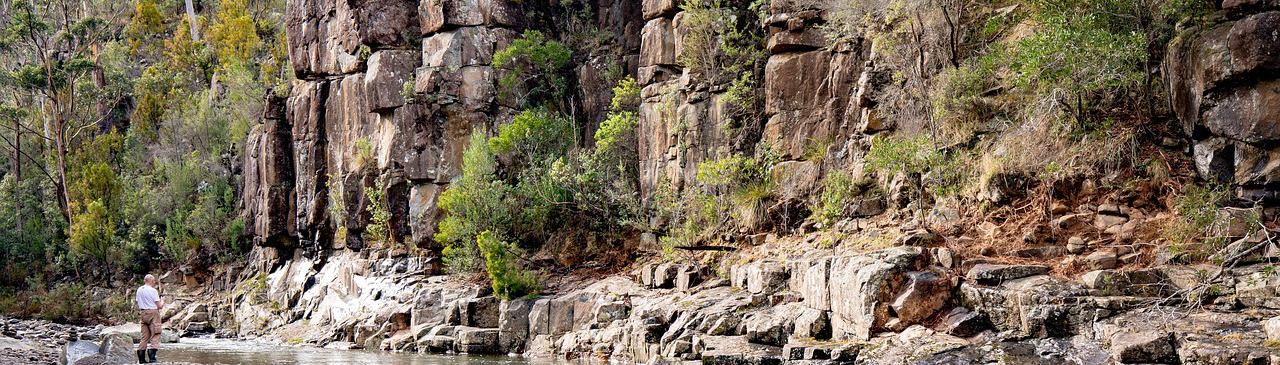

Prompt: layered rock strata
xmin=1168 ymin=3 xmax=1280 ymax=201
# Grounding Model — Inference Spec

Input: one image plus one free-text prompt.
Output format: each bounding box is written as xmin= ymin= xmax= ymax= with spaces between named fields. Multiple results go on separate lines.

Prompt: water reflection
xmin=162 ymin=337 xmax=565 ymax=365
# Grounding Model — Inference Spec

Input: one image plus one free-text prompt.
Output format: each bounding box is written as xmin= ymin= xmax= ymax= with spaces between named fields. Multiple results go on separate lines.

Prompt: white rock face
xmin=98 ymin=324 xmax=178 ymax=343
xmin=827 ymin=247 xmax=921 ymax=340
xmin=1265 ymin=316 xmax=1280 ymax=343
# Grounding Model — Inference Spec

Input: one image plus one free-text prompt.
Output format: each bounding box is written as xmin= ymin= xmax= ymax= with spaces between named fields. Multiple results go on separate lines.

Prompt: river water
xmin=159 ymin=337 xmax=566 ymax=365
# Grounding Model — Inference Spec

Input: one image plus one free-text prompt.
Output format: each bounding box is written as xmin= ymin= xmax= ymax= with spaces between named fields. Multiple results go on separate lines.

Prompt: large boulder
xmin=465 ymin=296 xmax=500 ymax=328
xmin=97 ymin=334 xmax=136 ymax=363
xmin=792 ymin=308 xmax=831 ymax=340
xmin=287 ymin=80 xmax=330 ymax=241
xmin=698 ymin=336 xmax=784 ymax=365
xmin=454 ymin=327 xmax=500 ymax=353
xmin=827 ymin=247 xmax=922 ymax=340
xmin=958 ymin=275 xmax=1092 ymax=337
xmin=965 ymin=264 xmax=1049 ymax=285
xmin=642 ymin=0 xmax=677 ymax=20
xmin=1266 ymin=316 xmax=1280 ymax=342
xmin=640 ymin=18 xmax=677 ymax=67
xmin=285 ymin=0 xmax=361 ymax=77
xmin=98 ymin=324 xmax=178 ymax=344
xmin=241 ymin=112 xmax=296 ymax=246
xmin=60 ymin=340 xmax=96 ymax=365
xmin=744 ymin=303 xmax=805 ymax=346
xmin=498 ymin=299 xmax=531 ymax=353
xmin=890 ymin=271 xmax=954 ymax=325
xmin=0 ymin=336 xmax=32 ymax=351
xmin=732 ymin=261 xmax=790 ymax=294
xmin=762 ymin=49 xmax=861 ymax=159
xmin=419 ymin=0 xmax=524 ymax=34
xmin=363 ymin=50 xmax=420 ymax=112
xmin=1108 ymin=330 xmax=1178 ymax=364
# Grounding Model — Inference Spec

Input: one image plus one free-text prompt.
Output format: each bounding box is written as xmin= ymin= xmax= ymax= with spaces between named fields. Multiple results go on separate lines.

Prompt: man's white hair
xmin=144 ymin=274 xmax=156 ymax=283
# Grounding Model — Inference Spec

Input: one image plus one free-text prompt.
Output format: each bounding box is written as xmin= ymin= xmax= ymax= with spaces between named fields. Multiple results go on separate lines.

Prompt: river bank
xmin=139 ymin=221 xmax=1280 ymax=365
xmin=0 ymin=316 xmax=86 ymax=364
xmin=11 ymin=234 xmax=1280 ymax=365
xmin=0 ymin=316 xmax=555 ymax=365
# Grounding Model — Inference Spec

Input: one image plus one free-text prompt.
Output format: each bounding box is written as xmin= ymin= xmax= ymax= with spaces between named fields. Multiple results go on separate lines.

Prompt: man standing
xmin=135 ymin=274 xmax=164 ymax=363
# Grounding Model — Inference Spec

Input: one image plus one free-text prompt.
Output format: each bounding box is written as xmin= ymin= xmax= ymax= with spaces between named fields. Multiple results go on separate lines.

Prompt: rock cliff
xmin=220 ymin=0 xmax=1280 ymax=364
xmin=1168 ymin=2 xmax=1280 ymax=201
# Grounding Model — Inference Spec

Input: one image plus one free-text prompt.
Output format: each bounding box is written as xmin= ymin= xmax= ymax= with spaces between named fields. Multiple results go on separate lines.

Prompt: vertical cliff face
xmin=243 ymin=0 xmax=1280 ymax=255
xmin=634 ymin=0 xmax=930 ymax=226
xmin=244 ymin=0 xmax=508 ymax=252
xmin=242 ymin=0 xmax=645 ymax=254
xmin=241 ymin=0 xmax=949 ymax=253
xmin=1167 ymin=2 xmax=1280 ymax=200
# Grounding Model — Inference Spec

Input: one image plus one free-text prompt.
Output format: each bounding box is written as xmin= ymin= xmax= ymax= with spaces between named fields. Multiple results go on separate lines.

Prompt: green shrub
xmin=610 ymin=76 xmax=640 ymax=111
xmin=814 ymin=171 xmax=868 ymax=225
xmin=68 ymin=200 xmax=118 ymax=264
xmin=363 ymin=176 xmax=394 ymax=248
xmin=866 ymin=135 xmax=946 ymax=178
xmin=437 ymin=131 xmax=512 ymax=272
xmin=493 ymin=30 xmax=573 ymax=109
xmin=1161 ymin=0 xmax=1214 ymax=25
xmin=476 ymin=230 xmax=539 ymax=300
xmin=867 ymin=135 xmax=969 ymax=201
xmin=326 ymin=173 xmax=349 ymax=244
xmin=695 ymin=144 xmax=780 ymax=231
xmin=931 ymin=54 xmax=1001 ymax=125
xmin=1008 ymin=9 xmax=1145 ymax=122
xmin=678 ymin=0 xmax=767 ymax=126
xmin=678 ymin=0 xmax=764 ymax=85
xmin=595 ymin=111 xmax=638 ymax=154
xmin=488 ymin=108 xmax=575 ymax=163
xmin=1167 ymin=183 xmax=1248 ymax=261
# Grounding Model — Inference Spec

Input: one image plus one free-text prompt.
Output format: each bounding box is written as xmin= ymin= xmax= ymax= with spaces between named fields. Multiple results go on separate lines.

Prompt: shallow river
xmin=160 ymin=337 xmax=566 ymax=365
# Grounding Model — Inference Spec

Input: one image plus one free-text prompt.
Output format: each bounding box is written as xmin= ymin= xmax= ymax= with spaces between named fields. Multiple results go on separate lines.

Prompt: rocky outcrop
xmin=241 ymin=0 xmax=537 ymax=251
xmin=1167 ymin=5 xmax=1280 ymax=201
xmin=634 ymin=0 xmax=880 ymax=213
xmin=213 ymin=240 xmax=1280 ymax=364
xmin=218 ymin=0 xmax=1280 ymax=363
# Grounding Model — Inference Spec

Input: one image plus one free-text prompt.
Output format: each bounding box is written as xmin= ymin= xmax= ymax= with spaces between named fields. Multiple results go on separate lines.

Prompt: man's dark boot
xmin=147 ymin=349 xmax=157 ymax=363
xmin=136 ymin=349 xmax=148 ymax=363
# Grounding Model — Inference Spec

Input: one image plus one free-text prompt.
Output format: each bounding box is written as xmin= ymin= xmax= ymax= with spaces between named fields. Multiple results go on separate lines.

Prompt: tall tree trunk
xmin=45 ymin=70 xmax=72 ymax=225
xmin=185 ymin=0 xmax=201 ymax=41
xmin=54 ymin=115 xmax=70 ymax=224
xmin=12 ymin=115 xmax=21 ymax=241
xmin=92 ymin=43 xmax=112 ymax=133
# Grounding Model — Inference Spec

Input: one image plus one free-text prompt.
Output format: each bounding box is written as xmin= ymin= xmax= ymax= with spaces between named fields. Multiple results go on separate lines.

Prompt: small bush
xmin=1167 ymin=183 xmax=1243 ymax=261
xmin=678 ymin=0 xmax=766 ymax=88
xmin=363 ymin=176 xmax=394 ymax=248
xmin=610 ymin=76 xmax=640 ymax=111
xmin=1161 ymin=0 xmax=1214 ymax=25
xmin=867 ymin=135 xmax=970 ymax=202
xmin=493 ymin=30 xmax=573 ymax=109
xmin=476 ymin=231 xmax=539 ymax=300
xmin=931 ymin=54 xmax=1001 ymax=126
xmin=68 ymin=200 xmax=118 ymax=264
xmin=866 ymin=135 xmax=946 ymax=178
xmin=437 ymin=131 xmax=511 ymax=272
xmin=326 ymin=173 xmax=349 ymax=244
xmin=814 ymin=171 xmax=868 ymax=225
xmin=695 ymin=144 xmax=780 ymax=230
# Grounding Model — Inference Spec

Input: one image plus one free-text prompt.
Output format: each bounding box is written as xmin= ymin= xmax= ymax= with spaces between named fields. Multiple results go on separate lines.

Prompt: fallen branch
xmin=674 ymin=245 xmax=737 ymax=252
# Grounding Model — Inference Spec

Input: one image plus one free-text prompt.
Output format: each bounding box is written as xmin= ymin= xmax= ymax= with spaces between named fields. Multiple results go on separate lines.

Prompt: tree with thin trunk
xmin=185 ymin=0 xmax=201 ymax=41
xmin=0 ymin=0 xmax=115 ymax=223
